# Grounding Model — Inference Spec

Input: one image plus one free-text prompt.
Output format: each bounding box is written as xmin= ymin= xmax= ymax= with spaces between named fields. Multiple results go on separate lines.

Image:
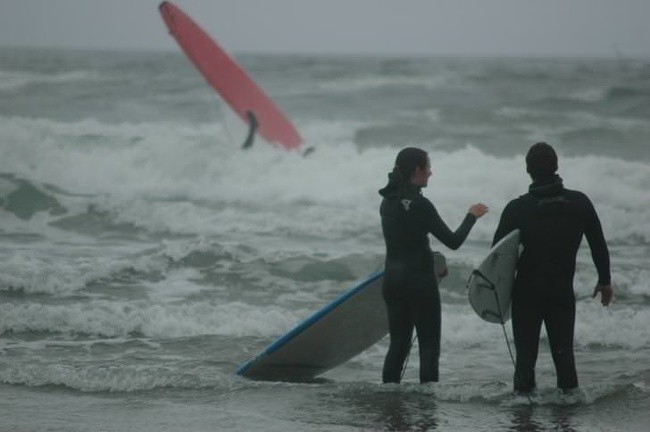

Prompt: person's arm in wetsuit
xmin=241 ymin=111 xmax=258 ymax=150
xmin=579 ymin=193 xmax=613 ymax=305
xmin=580 ymin=194 xmax=610 ymax=284
xmin=417 ymin=199 xmax=477 ymax=250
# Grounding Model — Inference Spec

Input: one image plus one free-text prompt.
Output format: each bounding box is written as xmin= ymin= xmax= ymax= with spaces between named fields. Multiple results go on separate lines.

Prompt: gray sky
xmin=1 ymin=0 xmax=649 ymax=57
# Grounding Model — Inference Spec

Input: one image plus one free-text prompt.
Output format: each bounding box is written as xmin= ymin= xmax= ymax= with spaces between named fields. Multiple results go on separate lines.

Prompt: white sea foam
xmin=0 ymin=244 xmax=167 ymax=294
xmin=2 ymin=115 xmax=648 ymax=246
xmin=567 ymin=87 xmax=608 ymax=103
xmin=442 ymin=296 xmax=649 ymax=349
xmin=1 ymin=287 xmax=644 ymax=350
xmin=0 ymin=362 xmax=220 ymax=392
xmin=0 ymin=300 xmax=307 ymax=339
xmin=626 ymin=269 xmax=650 ymax=298
xmin=0 ymin=69 xmax=103 ymax=91
xmin=317 ymin=74 xmax=455 ymax=93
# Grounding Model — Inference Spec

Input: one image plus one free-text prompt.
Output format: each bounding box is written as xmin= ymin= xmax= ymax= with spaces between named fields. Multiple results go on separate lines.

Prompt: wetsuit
xmin=379 ymin=175 xmax=476 ymax=383
xmin=492 ymin=174 xmax=610 ymax=392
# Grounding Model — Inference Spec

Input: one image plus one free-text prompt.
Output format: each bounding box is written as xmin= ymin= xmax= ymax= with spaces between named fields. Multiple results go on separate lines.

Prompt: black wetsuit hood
xmin=378 ymin=172 xmax=421 ymax=199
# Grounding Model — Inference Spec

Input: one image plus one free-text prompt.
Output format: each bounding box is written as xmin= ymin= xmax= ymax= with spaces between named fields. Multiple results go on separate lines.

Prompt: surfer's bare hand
xmin=469 ymin=203 xmax=488 ymax=218
xmin=592 ymin=284 xmax=614 ymax=306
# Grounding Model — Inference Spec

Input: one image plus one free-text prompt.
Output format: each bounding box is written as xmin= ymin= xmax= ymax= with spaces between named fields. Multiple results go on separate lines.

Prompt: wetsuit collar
xmin=529 ymin=174 xmax=564 ymax=197
xmin=379 ymin=172 xmax=421 ymax=198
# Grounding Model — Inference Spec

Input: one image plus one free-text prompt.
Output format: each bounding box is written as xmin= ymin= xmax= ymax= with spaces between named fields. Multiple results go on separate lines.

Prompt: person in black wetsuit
xmin=492 ymin=142 xmax=614 ymax=395
xmin=379 ymin=147 xmax=488 ymax=383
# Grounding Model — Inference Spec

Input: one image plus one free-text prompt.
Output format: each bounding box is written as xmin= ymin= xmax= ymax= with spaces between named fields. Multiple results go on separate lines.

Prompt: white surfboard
xmin=467 ymin=229 xmax=520 ymax=323
xmin=236 ymin=253 xmax=447 ymax=382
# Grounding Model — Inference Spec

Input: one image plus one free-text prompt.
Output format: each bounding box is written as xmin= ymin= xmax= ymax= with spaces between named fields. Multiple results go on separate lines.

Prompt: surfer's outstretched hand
xmin=592 ymin=283 xmax=614 ymax=306
xmin=468 ymin=203 xmax=488 ymax=218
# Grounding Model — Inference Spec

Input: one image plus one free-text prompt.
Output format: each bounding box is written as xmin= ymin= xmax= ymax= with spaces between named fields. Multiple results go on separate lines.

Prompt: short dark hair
xmin=526 ymin=142 xmax=558 ymax=180
xmin=394 ymin=147 xmax=428 ymax=181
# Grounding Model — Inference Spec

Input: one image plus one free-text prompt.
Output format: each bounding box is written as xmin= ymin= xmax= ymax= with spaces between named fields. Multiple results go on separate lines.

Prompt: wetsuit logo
xmin=401 ymin=199 xmax=412 ymax=211
xmin=537 ymin=196 xmax=569 ymax=206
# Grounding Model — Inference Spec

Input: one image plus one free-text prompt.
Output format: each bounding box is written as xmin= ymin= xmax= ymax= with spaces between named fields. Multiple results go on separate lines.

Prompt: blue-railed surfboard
xmin=237 ymin=253 xmax=446 ymax=381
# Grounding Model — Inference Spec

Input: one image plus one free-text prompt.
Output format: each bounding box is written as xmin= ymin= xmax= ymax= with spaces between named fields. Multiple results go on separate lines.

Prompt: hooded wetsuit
xmin=379 ymin=173 xmax=476 ymax=383
xmin=492 ymin=174 xmax=610 ymax=391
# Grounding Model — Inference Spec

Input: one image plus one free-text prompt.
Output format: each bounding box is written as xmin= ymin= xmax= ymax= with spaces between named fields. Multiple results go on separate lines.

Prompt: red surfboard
xmin=159 ymin=1 xmax=302 ymax=151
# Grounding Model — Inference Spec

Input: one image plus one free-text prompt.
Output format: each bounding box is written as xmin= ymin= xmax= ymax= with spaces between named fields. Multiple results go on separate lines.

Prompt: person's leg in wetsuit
xmin=543 ymin=289 xmax=578 ymax=391
xmin=382 ymin=272 xmax=440 ymax=383
xmin=382 ymin=282 xmax=414 ymax=383
xmin=512 ymin=277 xmax=579 ymax=393
xmin=511 ymin=286 xmax=544 ymax=393
xmin=411 ymin=274 xmax=441 ymax=383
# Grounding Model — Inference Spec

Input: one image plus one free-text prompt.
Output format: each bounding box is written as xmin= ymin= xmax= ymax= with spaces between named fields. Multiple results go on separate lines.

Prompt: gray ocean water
xmin=1 ymin=47 xmax=649 ymax=431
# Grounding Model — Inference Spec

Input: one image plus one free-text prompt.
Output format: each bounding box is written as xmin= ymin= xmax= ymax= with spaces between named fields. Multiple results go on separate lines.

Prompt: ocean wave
xmin=423 ymin=382 xmax=617 ymax=406
xmin=0 ymin=237 xmax=258 ymax=295
xmin=566 ymin=87 xmax=609 ymax=103
xmin=317 ymin=73 xmax=456 ymax=93
xmin=532 ymin=84 xmax=650 ymax=109
xmin=102 ymin=148 xmax=650 ymax=245
xmin=0 ymin=246 xmax=168 ymax=295
xmin=0 ymin=173 xmax=65 ymax=220
xmin=0 ymin=115 xmax=214 ymax=153
xmin=575 ymin=304 xmax=650 ymax=349
xmin=0 ymin=359 xmax=640 ymax=399
xmin=0 ymin=362 xmax=224 ymax=392
xmin=1 ymin=291 xmax=644 ymax=349
xmin=1 ymin=115 xmax=648 ymax=244
xmin=603 ymin=86 xmax=650 ymax=117
xmin=442 ymin=293 xmax=650 ymax=349
xmin=624 ymin=270 xmax=650 ymax=299
xmin=0 ymin=300 xmax=306 ymax=338
xmin=605 ymin=86 xmax=650 ymax=102
xmin=0 ymin=233 xmax=372 ymax=297
xmin=0 ymin=69 xmax=103 ymax=92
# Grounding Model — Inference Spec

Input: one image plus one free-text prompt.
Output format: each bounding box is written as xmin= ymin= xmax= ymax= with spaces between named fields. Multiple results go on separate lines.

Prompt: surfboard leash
xmin=400 ymin=334 xmax=417 ymax=381
xmin=493 ymin=288 xmax=533 ymax=406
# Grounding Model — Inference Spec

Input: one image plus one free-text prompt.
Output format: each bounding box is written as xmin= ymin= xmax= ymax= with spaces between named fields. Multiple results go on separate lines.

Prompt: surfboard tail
xmin=468 ymin=229 xmax=520 ymax=324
